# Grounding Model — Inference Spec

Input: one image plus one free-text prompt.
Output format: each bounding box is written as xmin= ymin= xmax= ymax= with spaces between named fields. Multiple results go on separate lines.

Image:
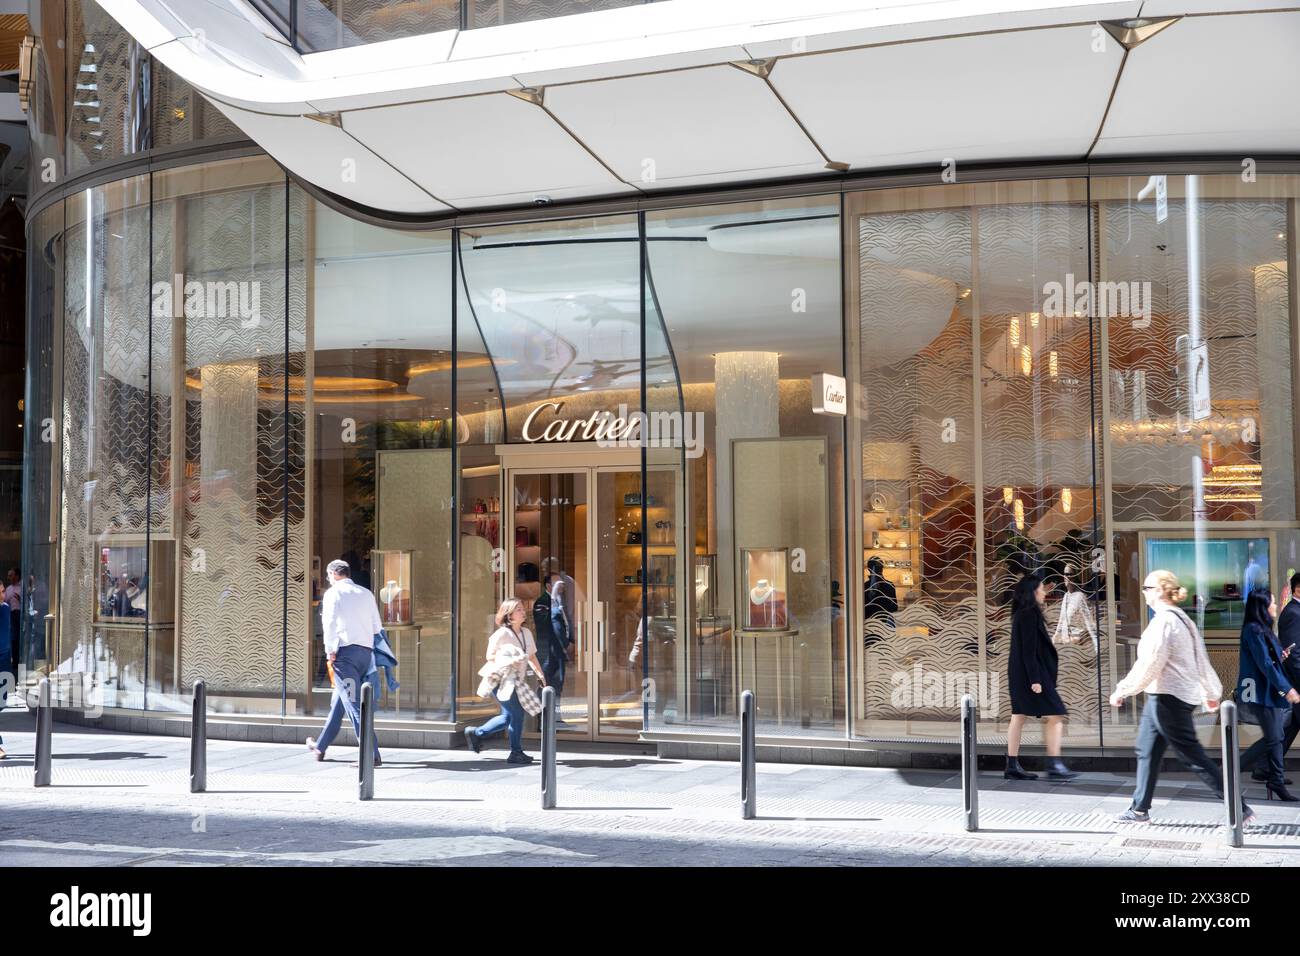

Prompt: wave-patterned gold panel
xmin=59 ymin=199 xmax=154 ymax=667
xmin=96 ymin=203 xmax=152 ymax=538
xmin=860 ymin=206 xmax=980 ymax=719
xmin=179 ymin=182 xmax=304 ymax=698
xmin=1104 ymin=198 xmax=1293 ymax=526
xmin=977 ymin=200 xmax=1106 ymax=725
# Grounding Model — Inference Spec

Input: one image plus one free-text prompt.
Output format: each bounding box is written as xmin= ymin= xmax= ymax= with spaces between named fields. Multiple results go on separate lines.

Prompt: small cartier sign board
xmin=811 ymin=373 xmax=847 ymax=416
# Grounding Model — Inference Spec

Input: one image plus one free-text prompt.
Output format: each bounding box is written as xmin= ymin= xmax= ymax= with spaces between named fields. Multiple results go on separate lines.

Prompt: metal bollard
xmin=359 ymin=681 xmax=375 ymax=801
xmin=961 ymin=694 xmax=978 ymax=832
xmin=33 ymin=677 xmax=51 ymax=788
xmin=190 ymin=679 xmax=207 ymax=794
xmin=740 ymin=689 xmax=756 ymax=820
xmin=1220 ymin=700 xmax=1243 ymax=848
xmin=541 ymin=686 xmax=557 ymax=810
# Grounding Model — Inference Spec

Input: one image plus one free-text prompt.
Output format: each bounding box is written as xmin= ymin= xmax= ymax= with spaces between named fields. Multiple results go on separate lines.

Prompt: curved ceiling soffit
xmin=91 ymin=0 xmax=1241 ymax=215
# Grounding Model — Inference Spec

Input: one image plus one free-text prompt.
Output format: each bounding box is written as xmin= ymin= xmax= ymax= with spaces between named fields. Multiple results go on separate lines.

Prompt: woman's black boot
xmin=1266 ymin=783 xmax=1300 ymax=802
xmin=1004 ymin=756 xmax=1038 ymax=780
xmin=1046 ymin=758 xmax=1079 ymax=780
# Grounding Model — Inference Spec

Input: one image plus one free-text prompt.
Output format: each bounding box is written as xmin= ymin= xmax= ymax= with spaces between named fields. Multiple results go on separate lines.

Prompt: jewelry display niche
xmin=731 ymin=437 xmax=834 ymax=727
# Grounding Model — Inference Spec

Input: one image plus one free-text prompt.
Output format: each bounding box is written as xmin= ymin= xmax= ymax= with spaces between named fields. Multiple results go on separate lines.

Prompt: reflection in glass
xmin=308 ymin=208 xmax=453 ymax=719
xmin=458 ymin=216 xmax=643 ymax=438
xmin=646 ymin=197 xmax=845 ymax=736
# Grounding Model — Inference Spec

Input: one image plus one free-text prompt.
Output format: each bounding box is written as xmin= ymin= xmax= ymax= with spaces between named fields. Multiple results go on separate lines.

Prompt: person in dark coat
xmin=535 ymin=573 xmax=569 ymax=705
xmin=1274 ymin=570 xmax=1300 ymax=776
xmin=1005 ymin=572 xmax=1077 ymax=780
xmin=862 ymin=556 xmax=897 ymax=645
xmin=1237 ymin=589 xmax=1300 ymax=800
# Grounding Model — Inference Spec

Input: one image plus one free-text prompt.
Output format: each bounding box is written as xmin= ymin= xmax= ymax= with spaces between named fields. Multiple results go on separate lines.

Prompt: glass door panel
xmin=510 ymin=471 xmax=589 ymax=736
xmin=593 ymin=469 xmax=650 ymax=737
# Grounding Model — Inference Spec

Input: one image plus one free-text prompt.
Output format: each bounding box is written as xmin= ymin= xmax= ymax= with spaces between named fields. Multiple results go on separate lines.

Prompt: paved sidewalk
xmin=1 ymin=713 xmax=1298 ymax=866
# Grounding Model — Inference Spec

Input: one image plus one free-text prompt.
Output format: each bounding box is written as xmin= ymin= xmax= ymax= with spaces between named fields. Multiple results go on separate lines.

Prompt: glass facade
xmin=24 ymin=0 xmax=1300 ymax=750
xmin=250 ymin=0 xmax=657 ymax=52
xmin=25 ymin=166 xmax=1300 ymax=745
xmin=28 ymin=0 xmax=242 ymax=203
xmin=848 ymin=175 xmax=1300 ymax=747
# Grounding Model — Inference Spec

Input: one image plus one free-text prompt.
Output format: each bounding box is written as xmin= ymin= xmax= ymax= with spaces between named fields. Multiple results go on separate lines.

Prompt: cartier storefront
xmin=23 ymin=1 xmax=1300 ymax=757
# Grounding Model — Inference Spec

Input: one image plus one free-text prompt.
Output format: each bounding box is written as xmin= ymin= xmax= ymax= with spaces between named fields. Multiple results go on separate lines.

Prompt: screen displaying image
xmin=1144 ymin=536 xmax=1270 ymax=632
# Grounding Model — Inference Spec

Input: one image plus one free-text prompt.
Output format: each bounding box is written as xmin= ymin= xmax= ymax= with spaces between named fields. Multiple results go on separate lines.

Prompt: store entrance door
xmin=505 ymin=448 xmax=652 ymax=741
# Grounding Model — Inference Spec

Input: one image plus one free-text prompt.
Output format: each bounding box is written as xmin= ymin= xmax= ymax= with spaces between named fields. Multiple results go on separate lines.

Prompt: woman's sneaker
xmin=464 ymin=727 xmax=482 ymax=754
xmin=506 ymin=751 xmax=534 ymax=765
xmin=1115 ymin=807 xmax=1150 ymax=823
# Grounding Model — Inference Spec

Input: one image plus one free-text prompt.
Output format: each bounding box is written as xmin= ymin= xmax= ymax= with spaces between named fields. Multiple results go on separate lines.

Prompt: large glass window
xmin=59 ymin=176 xmax=155 ymax=710
xmin=850 ymin=180 xmax=1107 ymax=744
xmin=308 ymin=205 xmax=453 ymax=720
xmin=645 ymin=197 xmax=846 ymax=737
xmin=21 ymin=203 xmax=63 ymax=682
xmin=455 ymin=214 xmax=645 ymax=739
xmin=66 ymin=0 xmax=149 ymax=174
xmin=152 ymin=157 xmax=302 ymax=716
xmin=1097 ymin=174 xmax=1300 ymax=735
xmin=25 ymin=160 xmax=1300 ymax=750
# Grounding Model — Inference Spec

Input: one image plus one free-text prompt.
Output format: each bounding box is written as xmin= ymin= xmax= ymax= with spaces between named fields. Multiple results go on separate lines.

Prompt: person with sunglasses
xmin=1111 ymin=569 xmax=1254 ymax=824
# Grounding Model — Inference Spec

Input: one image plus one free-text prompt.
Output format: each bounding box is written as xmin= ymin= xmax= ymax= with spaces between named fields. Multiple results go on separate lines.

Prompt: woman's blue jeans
xmin=474 ymin=691 xmax=526 ymax=753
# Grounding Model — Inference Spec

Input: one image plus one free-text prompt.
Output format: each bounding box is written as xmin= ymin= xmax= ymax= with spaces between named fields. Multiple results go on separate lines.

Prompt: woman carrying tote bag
xmin=464 ymin=599 xmax=547 ymax=764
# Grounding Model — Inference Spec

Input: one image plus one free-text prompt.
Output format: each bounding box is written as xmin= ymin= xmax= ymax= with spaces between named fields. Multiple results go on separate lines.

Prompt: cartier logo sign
xmin=521 ymin=401 xmax=641 ymax=443
xmin=811 ymin=373 xmax=847 ymax=416
xmin=521 ymin=401 xmax=706 ymax=459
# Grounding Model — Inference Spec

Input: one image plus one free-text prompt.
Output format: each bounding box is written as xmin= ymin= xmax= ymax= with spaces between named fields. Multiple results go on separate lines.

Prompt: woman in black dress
xmin=1005 ymin=573 xmax=1077 ymax=780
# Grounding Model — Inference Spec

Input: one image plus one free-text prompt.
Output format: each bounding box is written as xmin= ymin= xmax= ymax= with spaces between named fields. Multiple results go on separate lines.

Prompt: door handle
xmin=597 ymin=619 xmax=605 ymax=653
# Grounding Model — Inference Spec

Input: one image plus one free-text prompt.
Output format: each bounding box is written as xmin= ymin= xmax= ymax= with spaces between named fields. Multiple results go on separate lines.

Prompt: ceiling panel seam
xmin=528 ymin=92 xmax=645 ymax=196
xmin=334 ymin=120 xmax=458 ymax=210
xmin=754 ymin=61 xmax=844 ymax=171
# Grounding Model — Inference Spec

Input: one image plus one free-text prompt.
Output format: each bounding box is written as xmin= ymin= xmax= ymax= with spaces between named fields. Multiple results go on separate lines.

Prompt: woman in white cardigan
xmin=464 ymin=599 xmax=547 ymax=764
xmin=1110 ymin=569 xmax=1253 ymax=824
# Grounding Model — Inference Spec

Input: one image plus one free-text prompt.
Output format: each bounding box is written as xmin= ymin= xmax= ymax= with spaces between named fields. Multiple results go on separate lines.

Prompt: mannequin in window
xmin=1053 ymin=564 xmax=1097 ymax=652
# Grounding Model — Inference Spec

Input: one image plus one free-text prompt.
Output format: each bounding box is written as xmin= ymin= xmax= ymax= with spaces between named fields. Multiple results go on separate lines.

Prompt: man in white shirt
xmin=307 ymin=559 xmax=383 ymax=765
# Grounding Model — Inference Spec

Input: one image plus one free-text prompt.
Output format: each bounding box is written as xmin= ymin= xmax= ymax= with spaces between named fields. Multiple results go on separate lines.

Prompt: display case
xmin=94 ymin=537 xmax=176 ymax=625
xmin=372 ymin=549 xmax=414 ymax=626
xmin=863 ymin=485 xmax=923 ymax=606
xmin=694 ymin=554 xmax=716 ymax=620
xmin=740 ymin=547 xmax=789 ymax=630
